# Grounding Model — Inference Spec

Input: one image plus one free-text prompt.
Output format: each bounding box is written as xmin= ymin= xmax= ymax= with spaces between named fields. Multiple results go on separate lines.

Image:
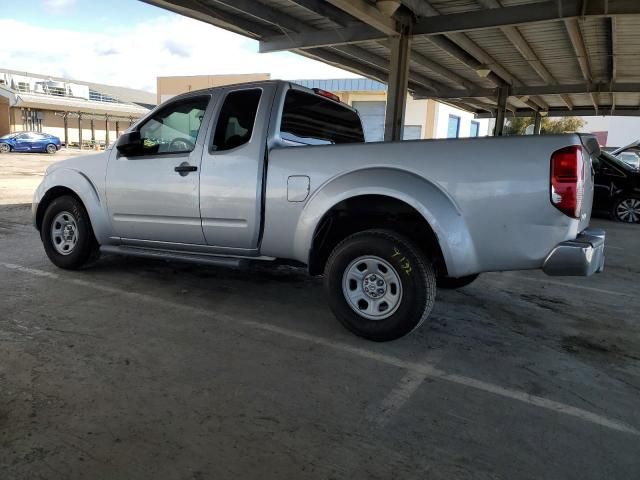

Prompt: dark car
xmin=593 ymin=151 xmax=640 ymax=223
xmin=611 ymin=141 xmax=640 ymax=171
xmin=0 ymin=132 xmax=62 ymax=154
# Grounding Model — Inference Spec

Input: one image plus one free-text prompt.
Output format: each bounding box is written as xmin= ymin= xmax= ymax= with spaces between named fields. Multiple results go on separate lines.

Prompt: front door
xmin=13 ymin=133 xmax=31 ymax=151
xmin=106 ymin=95 xmax=212 ymax=245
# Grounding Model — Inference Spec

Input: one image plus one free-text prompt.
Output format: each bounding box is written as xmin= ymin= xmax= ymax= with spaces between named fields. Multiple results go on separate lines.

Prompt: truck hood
xmin=46 ymin=151 xmax=109 ymax=176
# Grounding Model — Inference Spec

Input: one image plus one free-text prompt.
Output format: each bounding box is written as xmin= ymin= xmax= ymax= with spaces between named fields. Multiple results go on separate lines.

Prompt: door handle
xmin=174 ymin=162 xmax=198 ymax=176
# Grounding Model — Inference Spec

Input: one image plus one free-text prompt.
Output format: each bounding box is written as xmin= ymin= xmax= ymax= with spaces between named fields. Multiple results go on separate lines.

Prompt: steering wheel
xmin=168 ymin=137 xmax=195 ymax=152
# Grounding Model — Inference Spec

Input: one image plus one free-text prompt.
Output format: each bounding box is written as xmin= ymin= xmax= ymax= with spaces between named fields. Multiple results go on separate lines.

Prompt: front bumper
xmin=543 ymin=228 xmax=605 ymax=276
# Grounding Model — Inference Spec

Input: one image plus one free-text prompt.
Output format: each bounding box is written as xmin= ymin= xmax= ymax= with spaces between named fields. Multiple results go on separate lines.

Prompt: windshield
xmin=614 ymin=148 xmax=640 ymax=171
xmin=0 ymin=133 xmax=16 ymax=140
xmin=601 ymin=150 xmax=637 ymax=171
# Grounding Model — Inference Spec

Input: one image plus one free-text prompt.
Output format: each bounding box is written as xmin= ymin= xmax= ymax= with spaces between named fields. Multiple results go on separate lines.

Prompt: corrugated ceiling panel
xmin=411 ymin=37 xmax=496 ymax=89
xmin=581 ymin=18 xmax=609 ymax=83
xmin=463 ymin=29 xmax=543 ymax=85
xmin=516 ymin=22 xmax=581 ymax=84
xmin=616 ymin=17 xmax=640 ymax=81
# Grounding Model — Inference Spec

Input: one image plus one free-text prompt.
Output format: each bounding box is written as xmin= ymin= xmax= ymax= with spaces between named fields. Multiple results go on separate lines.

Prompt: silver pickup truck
xmin=33 ymin=80 xmax=605 ymax=341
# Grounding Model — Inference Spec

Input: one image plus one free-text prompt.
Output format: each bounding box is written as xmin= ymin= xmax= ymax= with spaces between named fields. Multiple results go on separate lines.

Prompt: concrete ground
xmin=1 ymin=151 xmax=639 ymax=479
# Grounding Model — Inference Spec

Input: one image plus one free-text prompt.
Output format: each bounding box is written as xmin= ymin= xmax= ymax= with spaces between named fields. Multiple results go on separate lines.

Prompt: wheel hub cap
xmin=342 ymin=255 xmax=403 ymax=321
xmin=617 ymin=199 xmax=640 ymax=223
xmin=51 ymin=211 xmax=78 ymax=255
xmin=362 ymin=273 xmax=386 ymax=299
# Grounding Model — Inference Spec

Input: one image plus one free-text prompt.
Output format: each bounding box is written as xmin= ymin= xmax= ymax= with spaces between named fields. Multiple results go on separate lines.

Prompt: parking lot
xmin=1 ymin=151 xmax=639 ymax=479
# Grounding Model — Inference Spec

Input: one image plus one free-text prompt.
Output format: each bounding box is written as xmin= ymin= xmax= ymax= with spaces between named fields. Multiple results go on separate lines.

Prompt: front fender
xmin=33 ymin=168 xmax=111 ymax=244
xmin=292 ymin=167 xmax=480 ymax=278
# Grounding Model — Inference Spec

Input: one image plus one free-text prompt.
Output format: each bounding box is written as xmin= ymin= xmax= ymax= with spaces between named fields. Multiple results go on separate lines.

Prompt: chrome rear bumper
xmin=543 ymin=228 xmax=605 ymax=276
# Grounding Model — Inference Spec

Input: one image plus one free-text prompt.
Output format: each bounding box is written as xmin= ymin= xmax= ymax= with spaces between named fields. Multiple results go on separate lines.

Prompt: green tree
xmin=504 ymin=116 xmax=585 ymax=135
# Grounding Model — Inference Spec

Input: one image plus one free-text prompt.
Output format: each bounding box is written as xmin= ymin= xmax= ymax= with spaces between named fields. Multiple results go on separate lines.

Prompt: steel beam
xmin=77 ymin=113 xmax=83 ymax=150
xmin=564 ymin=18 xmax=598 ymax=111
xmin=475 ymin=106 xmax=640 ymax=118
xmin=417 ymin=82 xmax=640 ymax=100
xmin=385 ymin=29 xmax=411 ymax=141
xmin=494 ymin=86 xmax=509 ymax=136
xmin=401 ymin=0 xmax=546 ymax=112
xmin=533 ymin=110 xmax=542 ymax=134
xmin=326 ymin=0 xmax=398 ymax=35
xmin=476 ymin=0 xmax=573 ymax=110
xmin=258 ymin=0 xmax=640 ymax=51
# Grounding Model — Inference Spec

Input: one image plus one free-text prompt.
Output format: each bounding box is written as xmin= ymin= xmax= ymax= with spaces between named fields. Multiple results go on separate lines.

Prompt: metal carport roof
xmin=141 ymin=0 xmax=640 ymax=129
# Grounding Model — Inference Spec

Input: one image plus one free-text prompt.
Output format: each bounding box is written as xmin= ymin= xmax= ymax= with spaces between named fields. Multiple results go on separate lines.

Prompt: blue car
xmin=0 ymin=132 xmax=62 ymax=154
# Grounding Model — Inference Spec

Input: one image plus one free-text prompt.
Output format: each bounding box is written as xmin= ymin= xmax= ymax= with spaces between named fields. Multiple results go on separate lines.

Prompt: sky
xmin=0 ymin=0 xmax=356 ymax=93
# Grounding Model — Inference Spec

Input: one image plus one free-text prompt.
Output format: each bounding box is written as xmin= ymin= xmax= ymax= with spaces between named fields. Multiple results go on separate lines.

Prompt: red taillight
xmin=313 ymin=88 xmax=340 ymax=102
xmin=550 ymin=145 xmax=584 ymax=218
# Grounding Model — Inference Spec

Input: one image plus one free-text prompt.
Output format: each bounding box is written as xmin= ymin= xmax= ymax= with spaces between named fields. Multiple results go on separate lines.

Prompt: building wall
xmin=581 ymin=116 xmax=640 ymax=147
xmin=157 ymin=73 xmax=271 ymax=104
xmin=6 ymin=107 xmax=135 ymax=145
xmin=433 ymin=102 xmax=489 ymax=139
xmin=0 ymin=96 xmax=9 ymax=136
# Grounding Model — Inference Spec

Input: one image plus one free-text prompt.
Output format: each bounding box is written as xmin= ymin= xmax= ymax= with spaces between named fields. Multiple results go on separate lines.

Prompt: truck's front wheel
xmin=324 ymin=229 xmax=436 ymax=341
xmin=41 ymin=195 xmax=99 ymax=269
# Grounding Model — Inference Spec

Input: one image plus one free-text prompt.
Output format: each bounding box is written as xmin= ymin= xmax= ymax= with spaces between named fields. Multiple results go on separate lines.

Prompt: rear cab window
xmin=280 ymin=89 xmax=364 ymax=146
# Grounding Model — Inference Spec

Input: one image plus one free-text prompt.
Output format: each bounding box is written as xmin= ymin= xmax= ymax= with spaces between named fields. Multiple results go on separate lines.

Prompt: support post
xmin=115 ymin=121 xmax=120 ymax=138
xmin=384 ymin=25 xmax=411 ymax=142
xmin=77 ymin=113 xmax=83 ymax=150
xmin=533 ymin=110 xmax=542 ymax=134
xmin=90 ymin=119 xmax=96 ymax=147
xmin=493 ymin=86 xmax=509 ymax=136
xmin=105 ymin=115 xmax=110 ymax=146
xmin=63 ymin=113 xmax=68 ymax=147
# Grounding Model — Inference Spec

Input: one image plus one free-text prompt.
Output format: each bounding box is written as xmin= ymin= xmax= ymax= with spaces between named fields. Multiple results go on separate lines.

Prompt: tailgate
xmin=578 ymin=134 xmax=600 ymax=230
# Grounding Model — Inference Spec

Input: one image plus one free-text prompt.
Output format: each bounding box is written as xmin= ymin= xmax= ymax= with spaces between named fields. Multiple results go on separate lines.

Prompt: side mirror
xmin=116 ymin=131 xmax=142 ymax=156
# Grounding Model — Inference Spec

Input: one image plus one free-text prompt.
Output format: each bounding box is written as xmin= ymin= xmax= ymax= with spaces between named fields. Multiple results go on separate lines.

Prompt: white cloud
xmin=0 ymin=16 xmax=357 ymax=93
xmin=42 ymin=0 xmax=77 ymax=12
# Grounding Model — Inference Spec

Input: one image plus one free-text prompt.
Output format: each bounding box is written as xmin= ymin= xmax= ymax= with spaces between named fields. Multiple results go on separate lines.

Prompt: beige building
xmin=156 ymin=74 xmax=489 ymax=141
xmin=157 ymin=73 xmax=270 ymax=104
xmin=0 ymin=69 xmax=156 ymax=147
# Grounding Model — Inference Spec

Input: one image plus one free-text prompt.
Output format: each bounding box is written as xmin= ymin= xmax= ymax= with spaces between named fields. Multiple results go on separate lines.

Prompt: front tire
xmin=41 ymin=195 xmax=99 ymax=269
xmin=324 ymin=229 xmax=436 ymax=341
xmin=611 ymin=196 xmax=640 ymax=223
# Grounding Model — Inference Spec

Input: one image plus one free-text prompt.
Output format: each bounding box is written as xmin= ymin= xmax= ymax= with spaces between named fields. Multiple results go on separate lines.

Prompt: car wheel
xmin=324 ymin=229 xmax=436 ymax=341
xmin=0 ymin=143 xmax=10 ymax=153
xmin=437 ymin=274 xmax=479 ymax=289
xmin=612 ymin=196 xmax=640 ymax=223
xmin=46 ymin=144 xmax=57 ymax=154
xmin=41 ymin=195 xmax=100 ymax=269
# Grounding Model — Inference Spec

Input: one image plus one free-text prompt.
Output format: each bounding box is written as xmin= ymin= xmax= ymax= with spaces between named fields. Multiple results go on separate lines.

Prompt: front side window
xmin=212 ymin=89 xmax=262 ymax=152
xmin=138 ymin=96 xmax=209 ymax=155
xmin=281 ymin=90 xmax=364 ymax=145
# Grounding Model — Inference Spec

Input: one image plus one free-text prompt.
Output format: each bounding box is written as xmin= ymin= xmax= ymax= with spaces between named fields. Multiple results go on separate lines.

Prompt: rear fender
xmin=294 ymin=167 xmax=480 ymax=277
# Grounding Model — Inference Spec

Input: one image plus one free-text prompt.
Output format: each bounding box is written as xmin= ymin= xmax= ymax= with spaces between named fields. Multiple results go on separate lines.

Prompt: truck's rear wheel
xmin=41 ymin=195 xmax=99 ymax=269
xmin=324 ymin=229 xmax=436 ymax=341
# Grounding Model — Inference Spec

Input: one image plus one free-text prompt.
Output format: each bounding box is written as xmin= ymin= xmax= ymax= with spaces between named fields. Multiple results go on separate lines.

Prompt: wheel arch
xmin=294 ymin=167 xmax=479 ymax=277
xmin=34 ymin=169 xmax=110 ymax=243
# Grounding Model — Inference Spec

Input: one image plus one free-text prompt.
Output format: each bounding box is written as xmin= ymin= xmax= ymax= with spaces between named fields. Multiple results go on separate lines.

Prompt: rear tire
xmin=324 ymin=229 xmax=436 ymax=341
xmin=46 ymin=144 xmax=57 ymax=154
xmin=0 ymin=143 xmax=10 ymax=153
xmin=41 ymin=195 xmax=99 ymax=269
xmin=437 ymin=274 xmax=479 ymax=289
